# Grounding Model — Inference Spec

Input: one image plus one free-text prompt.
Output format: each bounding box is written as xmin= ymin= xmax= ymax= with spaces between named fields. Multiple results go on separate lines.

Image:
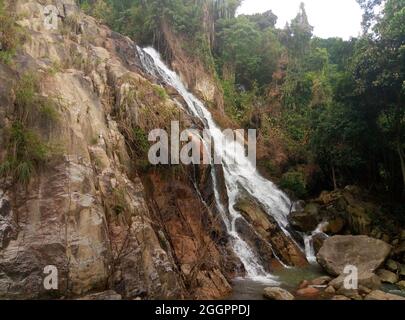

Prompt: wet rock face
xmin=142 ymin=171 xmax=236 ymax=299
xmin=234 ymin=197 xmax=308 ymax=268
xmin=288 ymin=204 xmax=319 ymax=233
xmin=317 ymin=235 xmax=391 ymax=276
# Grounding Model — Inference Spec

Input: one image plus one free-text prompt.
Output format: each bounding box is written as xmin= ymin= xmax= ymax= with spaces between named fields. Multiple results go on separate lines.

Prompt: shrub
xmin=78 ymin=0 xmax=112 ymax=24
xmin=0 ymin=122 xmax=51 ymax=185
xmin=132 ymin=126 xmax=149 ymax=156
xmin=0 ymin=73 xmax=59 ymax=185
xmin=153 ymin=85 xmax=168 ymax=100
xmin=14 ymin=73 xmax=59 ymax=125
xmin=0 ymin=0 xmax=26 ymax=64
xmin=280 ymin=169 xmax=308 ymax=199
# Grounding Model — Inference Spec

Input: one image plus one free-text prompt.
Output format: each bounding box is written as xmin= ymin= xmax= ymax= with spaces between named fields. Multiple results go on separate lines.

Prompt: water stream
xmin=137 ymin=47 xmax=301 ymax=283
xmin=134 ymin=47 xmax=405 ymax=300
xmin=304 ymin=222 xmax=329 ymax=263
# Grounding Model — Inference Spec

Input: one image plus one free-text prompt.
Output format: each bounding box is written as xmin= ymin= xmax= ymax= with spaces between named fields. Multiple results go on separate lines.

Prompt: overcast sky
xmin=237 ymin=0 xmax=363 ymax=39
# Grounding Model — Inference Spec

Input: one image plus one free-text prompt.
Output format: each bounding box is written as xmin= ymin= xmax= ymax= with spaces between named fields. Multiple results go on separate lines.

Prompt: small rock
xmin=331 ymin=295 xmax=351 ymax=300
xmin=365 ymin=290 xmax=405 ymax=300
xmin=263 ymin=287 xmax=294 ymax=300
xmin=358 ymin=285 xmax=372 ymax=295
xmin=296 ymin=287 xmax=320 ymax=298
xmin=325 ymin=286 xmax=336 ymax=294
xmin=78 ymin=290 xmax=122 ymax=300
xmin=311 ymin=276 xmax=332 ymax=286
xmin=397 ymin=281 xmax=405 ymax=290
xmin=393 ymin=241 xmax=405 ymax=255
xmin=376 ymin=269 xmax=399 ymax=284
xmin=336 ymin=288 xmax=362 ymax=300
xmin=399 ymin=264 xmax=405 ymax=277
xmin=386 ymin=259 xmax=398 ymax=272
xmin=381 ymin=234 xmax=390 ymax=243
xmin=298 ymin=280 xmax=310 ymax=289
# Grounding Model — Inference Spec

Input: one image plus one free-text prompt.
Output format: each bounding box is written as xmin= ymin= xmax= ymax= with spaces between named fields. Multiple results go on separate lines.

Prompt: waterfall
xmin=304 ymin=222 xmax=329 ymax=263
xmin=137 ymin=46 xmax=298 ymax=283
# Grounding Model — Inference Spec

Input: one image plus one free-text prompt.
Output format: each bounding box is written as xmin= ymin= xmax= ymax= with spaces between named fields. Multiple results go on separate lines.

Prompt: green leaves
xmin=0 ymin=122 xmax=51 ymax=185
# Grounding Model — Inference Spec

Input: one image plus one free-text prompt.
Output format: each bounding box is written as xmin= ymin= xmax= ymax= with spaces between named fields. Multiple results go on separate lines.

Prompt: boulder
xmin=385 ymin=259 xmax=399 ymax=272
xmin=324 ymin=216 xmax=345 ymax=234
xmin=312 ymin=233 xmax=327 ymax=254
xmin=298 ymin=280 xmax=310 ymax=289
xmin=400 ymin=264 xmax=405 ymax=277
xmin=263 ymin=287 xmax=294 ymax=301
xmin=336 ymin=288 xmax=363 ymax=300
xmin=78 ymin=290 xmax=122 ymax=300
xmin=288 ymin=205 xmax=319 ymax=233
xmin=329 ymin=272 xmax=381 ymax=291
xmin=376 ymin=269 xmax=399 ymax=284
xmin=325 ymin=286 xmax=336 ymax=294
xmin=296 ymin=287 xmax=320 ymax=298
xmin=318 ymin=191 xmax=341 ymax=205
xmin=358 ymin=285 xmax=372 ymax=295
xmin=397 ymin=281 xmax=405 ymax=289
xmin=235 ymin=197 xmax=308 ymax=267
xmin=331 ymin=295 xmax=351 ymax=300
xmin=311 ymin=276 xmax=332 ymax=286
xmin=346 ymin=205 xmax=372 ymax=235
xmin=317 ymin=236 xmax=391 ymax=276
xmin=365 ymin=290 xmax=405 ymax=301
xmin=393 ymin=241 xmax=405 ymax=255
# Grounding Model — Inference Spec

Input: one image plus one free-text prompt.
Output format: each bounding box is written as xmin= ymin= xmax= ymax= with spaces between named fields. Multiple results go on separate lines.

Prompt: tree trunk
xmin=397 ymin=143 xmax=405 ymax=190
xmin=331 ymin=164 xmax=337 ymax=190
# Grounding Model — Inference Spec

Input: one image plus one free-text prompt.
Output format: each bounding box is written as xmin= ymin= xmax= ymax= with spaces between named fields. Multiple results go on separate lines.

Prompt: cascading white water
xmin=137 ymin=47 xmax=297 ymax=283
xmin=304 ymin=222 xmax=329 ymax=263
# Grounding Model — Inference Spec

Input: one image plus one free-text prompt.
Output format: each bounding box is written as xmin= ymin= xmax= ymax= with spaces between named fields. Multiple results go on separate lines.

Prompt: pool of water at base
xmin=227 ymin=264 xmax=405 ymax=300
xmin=227 ymin=264 xmax=326 ymax=300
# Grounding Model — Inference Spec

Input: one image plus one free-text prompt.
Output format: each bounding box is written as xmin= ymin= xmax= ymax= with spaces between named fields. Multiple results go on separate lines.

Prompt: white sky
xmin=237 ymin=0 xmax=363 ymax=39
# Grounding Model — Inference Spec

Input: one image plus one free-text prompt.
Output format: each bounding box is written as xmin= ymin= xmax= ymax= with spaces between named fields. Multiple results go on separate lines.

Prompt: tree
xmin=282 ymin=2 xmax=313 ymax=58
xmin=352 ymin=0 xmax=405 ymax=195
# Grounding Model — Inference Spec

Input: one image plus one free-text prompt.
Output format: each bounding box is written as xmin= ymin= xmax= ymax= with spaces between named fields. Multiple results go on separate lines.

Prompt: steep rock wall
xmin=0 ymin=0 xmax=235 ymax=299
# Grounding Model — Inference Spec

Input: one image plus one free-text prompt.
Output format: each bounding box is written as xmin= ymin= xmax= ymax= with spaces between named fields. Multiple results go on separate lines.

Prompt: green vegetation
xmin=153 ymin=85 xmax=168 ymax=100
xmin=131 ymin=126 xmax=149 ymax=157
xmin=14 ymin=73 xmax=59 ymax=125
xmin=77 ymin=0 xmax=112 ymax=23
xmin=280 ymin=170 xmax=308 ymax=199
xmin=0 ymin=122 xmax=52 ymax=185
xmin=79 ymin=0 xmax=405 ymax=203
xmin=0 ymin=0 xmax=26 ymax=64
xmin=0 ymin=73 xmax=59 ymax=185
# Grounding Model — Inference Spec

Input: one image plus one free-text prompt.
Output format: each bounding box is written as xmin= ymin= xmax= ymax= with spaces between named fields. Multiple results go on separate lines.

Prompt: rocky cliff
xmin=0 ymin=0 xmax=239 ymax=299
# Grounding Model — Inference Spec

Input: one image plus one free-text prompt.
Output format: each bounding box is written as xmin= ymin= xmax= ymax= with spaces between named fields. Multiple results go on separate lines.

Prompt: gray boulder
xmin=317 ymin=235 xmax=391 ymax=276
